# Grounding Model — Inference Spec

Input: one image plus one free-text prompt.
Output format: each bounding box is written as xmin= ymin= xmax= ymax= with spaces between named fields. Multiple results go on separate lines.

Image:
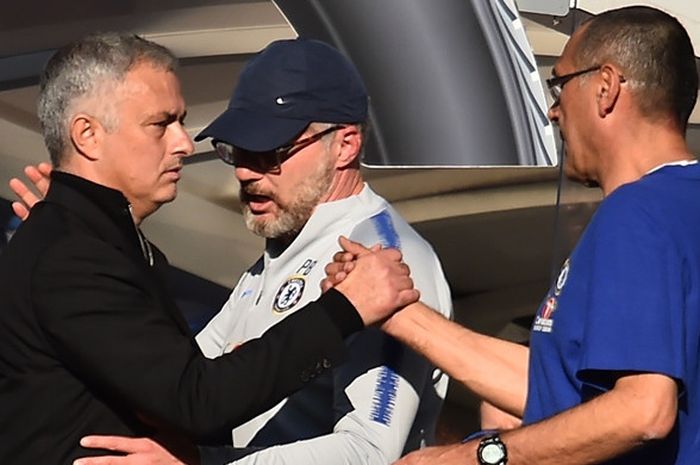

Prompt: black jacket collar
xmin=47 ymin=171 xmax=142 ymax=262
xmin=44 ymin=171 xmax=192 ymax=335
xmin=51 ymin=171 xmax=132 ymax=225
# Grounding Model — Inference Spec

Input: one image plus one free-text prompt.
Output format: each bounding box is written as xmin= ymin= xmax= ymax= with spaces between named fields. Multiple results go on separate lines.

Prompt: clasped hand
xmin=322 ymin=236 xmax=419 ymax=325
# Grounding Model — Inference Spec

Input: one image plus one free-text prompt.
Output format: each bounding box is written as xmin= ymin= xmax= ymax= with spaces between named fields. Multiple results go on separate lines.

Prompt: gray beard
xmin=241 ymin=156 xmax=335 ymax=240
xmin=242 ymin=198 xmax=312 ymax=240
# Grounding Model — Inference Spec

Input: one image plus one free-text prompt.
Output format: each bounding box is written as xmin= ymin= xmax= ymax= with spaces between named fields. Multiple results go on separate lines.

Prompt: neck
xmin=596 ymin=118 xmax=693 ymax=196
xmin=320 ymin=168 xmax=364 ymax=203
xmin=127 ymin=203 xmax=146 ymax=226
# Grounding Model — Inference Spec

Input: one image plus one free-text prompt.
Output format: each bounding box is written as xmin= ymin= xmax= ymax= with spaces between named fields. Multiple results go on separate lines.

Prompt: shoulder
xmin=33 ymin=234 xmax=137 ymax=285
xmin=348 ymin=201 xmax=431 ymax=251
xmin=592 ymin=177 xmax=679 ymax=236
xmin=349 ymin=206 xmax=444 ymax=270
xmin=349 ymin=202 xmax=453 ymax=315
xmin=346 ymin=190 xmax=443 ymax=263
xmin=581 ymin=180 xmax=675 ymax=256
xmin=6 ymin=201 xmax=102 ymax=269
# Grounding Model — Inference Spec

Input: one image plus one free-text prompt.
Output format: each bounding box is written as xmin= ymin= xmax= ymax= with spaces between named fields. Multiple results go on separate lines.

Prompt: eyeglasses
xmin=546 ymin=65 xmax=601 ymax=102
xmin=213 ymin=124 xmax=346 ymax=173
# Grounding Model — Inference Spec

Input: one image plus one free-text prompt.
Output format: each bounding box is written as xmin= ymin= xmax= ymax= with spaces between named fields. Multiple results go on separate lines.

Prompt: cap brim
xmin=194 ymin=108 xmax=309 ymax=152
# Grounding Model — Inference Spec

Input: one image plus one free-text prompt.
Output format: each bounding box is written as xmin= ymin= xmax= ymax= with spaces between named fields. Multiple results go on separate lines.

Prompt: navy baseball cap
xmin=195 ymin=38 xmax=368 ymax=152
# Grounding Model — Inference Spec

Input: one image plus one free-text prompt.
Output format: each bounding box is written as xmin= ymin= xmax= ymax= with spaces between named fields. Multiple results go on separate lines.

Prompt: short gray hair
xmin=310 ymin=121 xmax=370 ymax=158
xmin=575 ymin=6 xmax=698 ymax=131
xmin=38 ymin=32 xmax=178 ymax=166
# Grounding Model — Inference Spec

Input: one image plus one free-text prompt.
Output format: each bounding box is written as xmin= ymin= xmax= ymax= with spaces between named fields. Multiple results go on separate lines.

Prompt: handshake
xmin=322 ymin=236 xmax=420 ymax=326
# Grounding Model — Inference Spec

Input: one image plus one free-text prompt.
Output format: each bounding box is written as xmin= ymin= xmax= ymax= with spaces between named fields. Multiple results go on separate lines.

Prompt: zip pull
xmin=128 ymin=204 xmax=154 ymax=266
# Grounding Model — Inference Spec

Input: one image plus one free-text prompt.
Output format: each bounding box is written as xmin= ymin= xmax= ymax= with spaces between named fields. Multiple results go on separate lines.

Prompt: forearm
xmin=383 ymin=302 xmax=528 ymax=416
xmin=36 ymin=251 xmax=357 ymax=441
xmin=196 ymin=303 xmax=235 ymax=359
xmin=451 ymin=373 xmax=678 ymax=465
xmin=177 ymin=291 xmax=359 ymax=438
xmin=228 ymin=432 xmax=388 ymax=465
xmin=480 ymin=401 xmax=522 ymax=430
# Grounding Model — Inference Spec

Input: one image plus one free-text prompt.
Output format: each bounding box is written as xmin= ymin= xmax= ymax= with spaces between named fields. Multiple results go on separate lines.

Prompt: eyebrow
xmin=147 ymin=110 xmax=187 ymax=124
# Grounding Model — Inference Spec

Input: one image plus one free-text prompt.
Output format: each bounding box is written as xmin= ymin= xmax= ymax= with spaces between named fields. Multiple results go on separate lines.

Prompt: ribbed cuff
xmin=317 ymin=288 xmax=363 ymax=338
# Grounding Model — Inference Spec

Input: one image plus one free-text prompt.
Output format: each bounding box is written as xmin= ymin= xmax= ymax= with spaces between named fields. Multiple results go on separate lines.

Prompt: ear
xmin=335 ymin=125 xmax=362 ymax=168
xmin=69 ymin=114 xmax=103 ymax=161
xmin=596 ymin=64 xmax=623 ymax=117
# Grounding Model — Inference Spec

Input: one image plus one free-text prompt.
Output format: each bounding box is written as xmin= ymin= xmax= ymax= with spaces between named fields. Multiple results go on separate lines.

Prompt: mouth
xmin=163 ymin=165 xmax=183 ymax=181
xmin=241 ymin=188 xmax=276 ymax=214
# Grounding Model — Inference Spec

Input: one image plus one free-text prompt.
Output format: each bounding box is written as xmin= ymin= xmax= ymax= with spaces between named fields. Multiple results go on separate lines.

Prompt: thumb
xmin=338 ymin=235 xmax=372 ymax=256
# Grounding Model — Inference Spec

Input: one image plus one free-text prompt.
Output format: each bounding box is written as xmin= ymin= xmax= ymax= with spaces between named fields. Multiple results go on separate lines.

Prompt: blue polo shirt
xmin=524 ymin=163 xmax=700 ymax=465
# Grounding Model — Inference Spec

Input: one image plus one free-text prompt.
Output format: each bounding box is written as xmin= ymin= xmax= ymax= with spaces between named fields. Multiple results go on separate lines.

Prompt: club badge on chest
xmin=272 ymin=258 xmax=318 ymax=314
xmin=273 ymin=276 xmax=306 ymax=313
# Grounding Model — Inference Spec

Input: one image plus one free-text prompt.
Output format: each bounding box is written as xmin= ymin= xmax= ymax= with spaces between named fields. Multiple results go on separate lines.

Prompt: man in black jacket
xmin=0 ymin=33 xmax=417 ymax=464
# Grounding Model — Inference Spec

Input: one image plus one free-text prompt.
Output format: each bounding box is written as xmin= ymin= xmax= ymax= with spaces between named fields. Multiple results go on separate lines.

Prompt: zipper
xmin=127 ymin=204 xmax=154 ymax=266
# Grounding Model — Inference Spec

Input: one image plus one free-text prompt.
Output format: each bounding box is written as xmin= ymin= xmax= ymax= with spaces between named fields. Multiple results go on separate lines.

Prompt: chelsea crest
xmin=273 ymin=276 xmax=306 ymax=313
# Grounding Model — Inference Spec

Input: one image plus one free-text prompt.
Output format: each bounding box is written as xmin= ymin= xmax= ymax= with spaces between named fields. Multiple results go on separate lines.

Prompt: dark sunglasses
xmin=213 ymin=124 xmax=346 ymax=173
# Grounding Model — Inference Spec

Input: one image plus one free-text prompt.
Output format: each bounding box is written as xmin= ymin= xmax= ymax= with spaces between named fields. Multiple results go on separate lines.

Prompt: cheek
xmin=263 ymin=172 xmax=285 ymax=196
xmin=269 ymin=184 xmax=290 ymax=210
xmin=125 ymin=155 xmax=167 ymax=192
xmin=274 ymin=171 xmax=307 ymax=205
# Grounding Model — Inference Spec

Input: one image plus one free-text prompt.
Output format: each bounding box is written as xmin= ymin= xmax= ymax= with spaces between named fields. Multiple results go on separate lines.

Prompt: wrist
xmin=318 ymin=288 xmax=363 ymax=337
xmin=476 ymin=434 xmax=508 ymax=465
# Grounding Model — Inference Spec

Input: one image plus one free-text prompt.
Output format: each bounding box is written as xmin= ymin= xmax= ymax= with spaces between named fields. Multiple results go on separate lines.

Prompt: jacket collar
xmin=44 ymin=172 xmax=192 ymax=336
xmin=46 ymin=171 xmax=144 ymax=263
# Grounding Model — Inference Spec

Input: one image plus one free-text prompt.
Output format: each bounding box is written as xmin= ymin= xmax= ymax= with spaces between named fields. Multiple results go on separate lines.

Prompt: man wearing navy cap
xmin=195 ymin=39 xmax=452 ymax=465
xmin=74 ymin=38 xmax=453 ymax=465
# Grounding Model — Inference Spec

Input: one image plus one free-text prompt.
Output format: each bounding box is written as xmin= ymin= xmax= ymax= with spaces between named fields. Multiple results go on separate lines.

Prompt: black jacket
xmin=0 ymin=172 xmax=360 ymax=464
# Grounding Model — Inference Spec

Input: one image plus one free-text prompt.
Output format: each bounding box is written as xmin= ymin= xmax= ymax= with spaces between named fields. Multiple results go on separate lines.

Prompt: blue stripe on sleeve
xmin=370 ymin=211 xmax=401 ymax=249
xmin=367 ymin=212 xmax=401 ymax=426
xmin=369 ymin=334 xmax=402 ymax=426
xmin=370 ymin=366 xmax=400 ymax=426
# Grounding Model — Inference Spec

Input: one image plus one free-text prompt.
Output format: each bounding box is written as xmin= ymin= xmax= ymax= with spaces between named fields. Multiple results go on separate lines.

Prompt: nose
xmin=172 ymin=122 xmax=195 ymax=158
xmin=234 ymin=164 xmax=264 ymax=184
xmin=547 ymin=104 xmax=560 ymax=125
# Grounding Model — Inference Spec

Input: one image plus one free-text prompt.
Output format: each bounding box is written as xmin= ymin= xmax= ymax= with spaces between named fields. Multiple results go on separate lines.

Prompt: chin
xmin=562 ymin=160 xmax=583 ymax=182
xmin=160 ymin=184 xmax=179 ymax=202
xmin=563 ymin=170 xmax=596 ymax=188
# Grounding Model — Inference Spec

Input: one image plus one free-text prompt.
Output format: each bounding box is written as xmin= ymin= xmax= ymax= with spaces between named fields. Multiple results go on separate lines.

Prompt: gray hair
xmin=575 ymin=6 xmax=698 ymax=131
xmin=310 ymin=121 xmax=370 ymax=159
xmin=38 ymin=32 xmax=178 ymax=166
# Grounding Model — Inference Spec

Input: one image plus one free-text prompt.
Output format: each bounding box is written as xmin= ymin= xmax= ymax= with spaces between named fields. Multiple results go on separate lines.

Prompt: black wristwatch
xmin=476 ymin=434 xmax=508 ymax=465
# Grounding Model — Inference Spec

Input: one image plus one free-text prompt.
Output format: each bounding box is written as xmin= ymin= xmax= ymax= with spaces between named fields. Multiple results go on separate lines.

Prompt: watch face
xmin=481 ymin=443 xmax=505 ymax=464
xmin=477 ymin=436 xmax=508 ymax=465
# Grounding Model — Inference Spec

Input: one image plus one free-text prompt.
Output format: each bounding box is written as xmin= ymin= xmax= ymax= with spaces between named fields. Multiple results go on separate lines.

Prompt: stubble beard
xmin=241 ymin=155 xmax=335 ymax=240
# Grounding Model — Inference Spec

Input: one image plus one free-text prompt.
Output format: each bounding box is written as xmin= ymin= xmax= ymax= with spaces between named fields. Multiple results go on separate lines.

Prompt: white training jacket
xmin=196 ymin=185 xmax=453 ymax=465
